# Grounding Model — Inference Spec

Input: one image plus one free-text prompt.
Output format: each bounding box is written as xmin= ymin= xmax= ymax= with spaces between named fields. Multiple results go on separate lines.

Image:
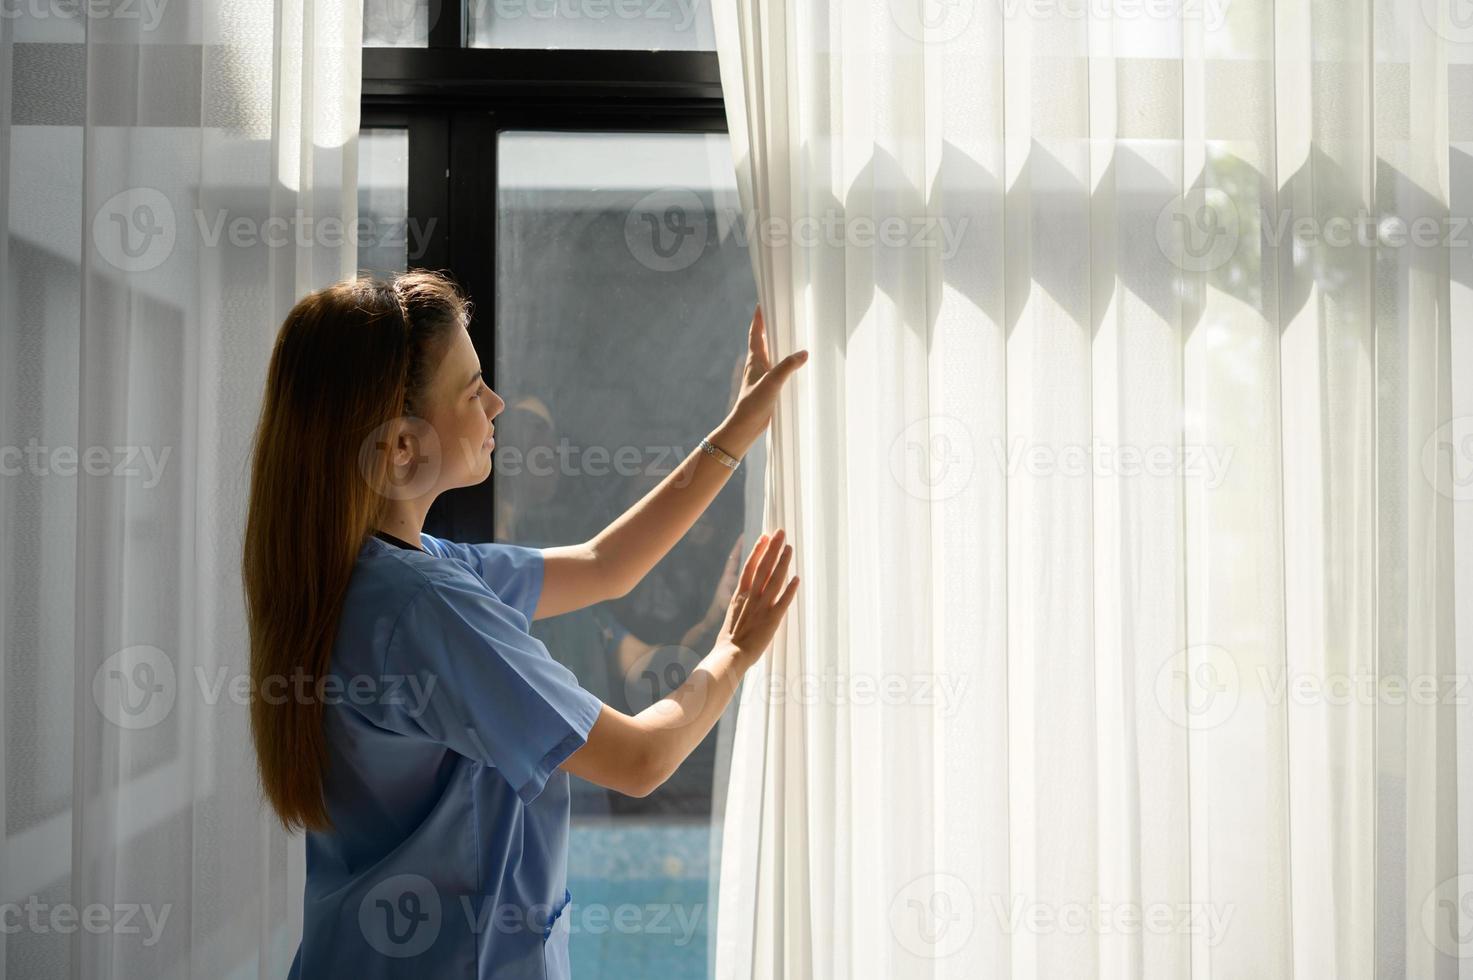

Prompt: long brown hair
xmin=243 ymin=270 xmax=471 ymax=832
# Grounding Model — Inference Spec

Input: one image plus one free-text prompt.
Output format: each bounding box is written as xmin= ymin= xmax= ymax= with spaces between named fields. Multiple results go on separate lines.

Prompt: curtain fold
xmin=712 ymin=1 xmax=1470 ymax=977
xmin=1 ymin=0 xmax=359 ymax=972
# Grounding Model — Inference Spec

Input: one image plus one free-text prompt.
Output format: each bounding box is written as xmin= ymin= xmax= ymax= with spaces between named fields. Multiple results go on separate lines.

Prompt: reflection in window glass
xmin=356 ymin=129 xmax=410 ymax=276
xmin=469 ymin=0 xmax=714 ymax=50
xmin=495 ymin=130 xmax=759 ymax=978
xmin=363 ymin=0 xmax=431 ymax=47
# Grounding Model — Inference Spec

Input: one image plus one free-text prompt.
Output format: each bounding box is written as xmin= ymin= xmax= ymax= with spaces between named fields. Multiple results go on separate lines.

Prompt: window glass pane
xmin=363 ymin=0 xmax=431 ymax=47
xmin=356 ymin=128 xmax=411 ymax=275
xmin=495 ymin=130 xmax=759 ymax=978
xmin=469 ymin=0 xmax=714 ymax=50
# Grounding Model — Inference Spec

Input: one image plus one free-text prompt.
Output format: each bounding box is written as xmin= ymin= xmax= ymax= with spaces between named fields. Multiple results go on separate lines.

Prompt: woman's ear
xmin=381 ymin=417 xmax=415 ymax=466
xmin=378 ymin=415 xmax=443 ymax=499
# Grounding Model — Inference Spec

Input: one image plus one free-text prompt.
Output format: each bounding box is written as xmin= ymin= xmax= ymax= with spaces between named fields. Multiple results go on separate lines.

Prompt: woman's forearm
xmin=590 ymin=412 xmax=762 ymax=598
xmin=632 ymin=642 xmax=750 ymax=791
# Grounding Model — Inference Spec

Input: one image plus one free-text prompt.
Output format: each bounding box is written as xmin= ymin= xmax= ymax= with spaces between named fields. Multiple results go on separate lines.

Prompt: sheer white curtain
xmin=0 ymin=0 xmax=359 ymax=973
xmin=713 ymin=1 xmax=1472 ymax=977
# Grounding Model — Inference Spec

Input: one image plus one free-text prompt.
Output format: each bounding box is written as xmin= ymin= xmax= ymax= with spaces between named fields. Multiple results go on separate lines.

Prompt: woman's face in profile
xmin=405 ymin=325 xmax=505 ymax=494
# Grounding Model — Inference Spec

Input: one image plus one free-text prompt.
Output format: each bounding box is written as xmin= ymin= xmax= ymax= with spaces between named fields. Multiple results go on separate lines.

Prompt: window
xmin=356 ymin=129 xmax=411 ymax=275
xmin=361 ymin=14 xmax=750 ymax=977
xmin=497 ymin=130 xmax=758 ymax=973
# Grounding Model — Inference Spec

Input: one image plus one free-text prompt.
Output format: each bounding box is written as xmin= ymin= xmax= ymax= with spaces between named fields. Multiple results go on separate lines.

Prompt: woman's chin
xmin=450 ymin=462 xmax=493 ymax=490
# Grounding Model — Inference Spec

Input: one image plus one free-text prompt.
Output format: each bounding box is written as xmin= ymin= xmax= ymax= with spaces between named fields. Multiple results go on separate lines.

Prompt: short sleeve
xmin=380 ymin=574 xmax=605 ymax=804
xmin=420 ymin=534 xmax=544 ymax=625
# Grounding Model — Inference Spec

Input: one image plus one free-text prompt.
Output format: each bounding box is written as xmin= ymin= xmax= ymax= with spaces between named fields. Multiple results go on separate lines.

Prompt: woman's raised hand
xmin=725 ymin=305 xmax=808 ymax=440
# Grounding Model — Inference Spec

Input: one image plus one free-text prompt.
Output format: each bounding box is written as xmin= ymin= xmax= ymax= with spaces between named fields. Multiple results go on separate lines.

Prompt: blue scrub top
xmin=287 ymin=530 xmax=605 ymax=980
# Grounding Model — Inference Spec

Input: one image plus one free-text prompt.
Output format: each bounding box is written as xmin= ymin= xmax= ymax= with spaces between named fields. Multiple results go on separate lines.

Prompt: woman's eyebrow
xmin=466 ymin=369 xmax=483 ymax=388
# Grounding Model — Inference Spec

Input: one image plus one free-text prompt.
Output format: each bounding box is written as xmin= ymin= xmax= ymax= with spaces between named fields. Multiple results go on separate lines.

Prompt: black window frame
xmin=361 ymin=16 xmax=730 ymax=541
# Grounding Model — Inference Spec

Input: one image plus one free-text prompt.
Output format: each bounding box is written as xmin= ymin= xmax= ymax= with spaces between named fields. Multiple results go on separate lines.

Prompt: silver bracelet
xmin=699 ymin=436 xmax=741 ymax=470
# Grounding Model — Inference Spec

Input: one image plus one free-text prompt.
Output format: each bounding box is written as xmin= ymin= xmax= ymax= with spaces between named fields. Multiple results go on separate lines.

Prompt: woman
xmin=242 ymin=270 xmax=805 ymax=979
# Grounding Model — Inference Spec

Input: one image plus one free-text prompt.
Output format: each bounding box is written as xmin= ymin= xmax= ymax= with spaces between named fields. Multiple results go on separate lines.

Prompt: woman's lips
xmin=483 ymin=430 xmax=495 ymax=449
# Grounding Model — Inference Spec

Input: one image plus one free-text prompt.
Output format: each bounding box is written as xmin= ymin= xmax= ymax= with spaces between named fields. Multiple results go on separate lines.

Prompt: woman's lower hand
xmin=716 ymin=528 xmax=799 ymax=665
